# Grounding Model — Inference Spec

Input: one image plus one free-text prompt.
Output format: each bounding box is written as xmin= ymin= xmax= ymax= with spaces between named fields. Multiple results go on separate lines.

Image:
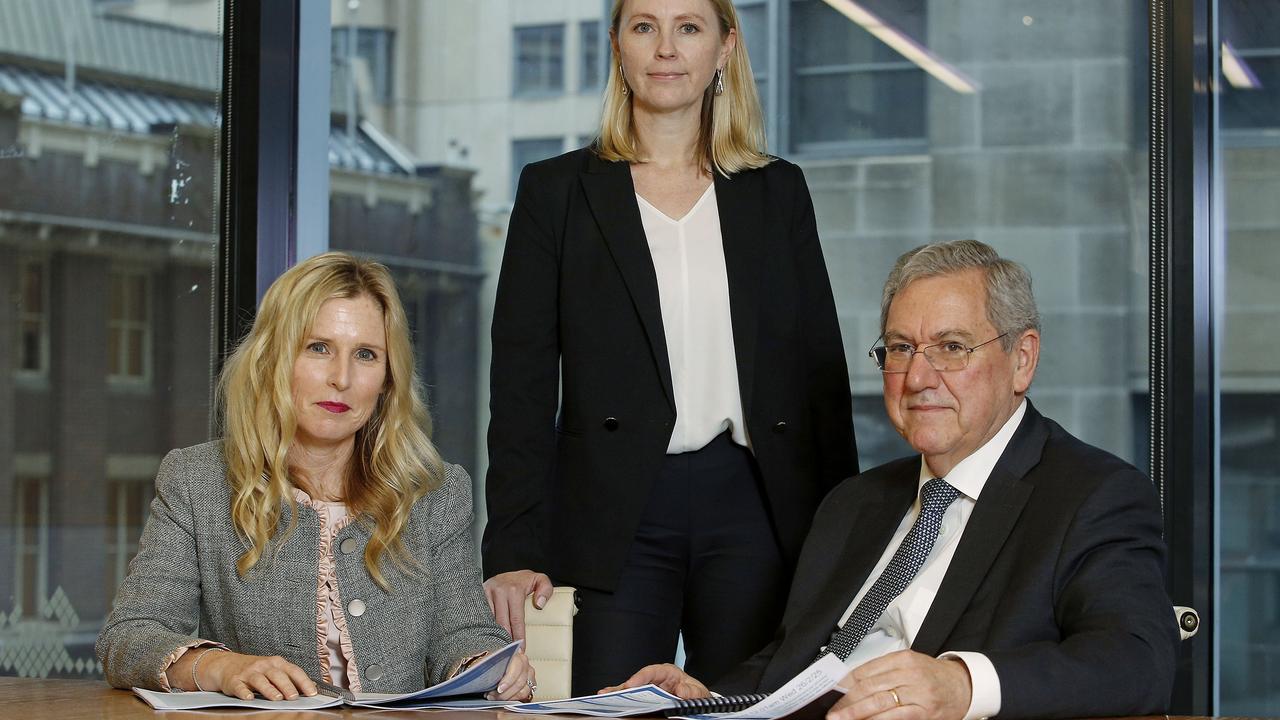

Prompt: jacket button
xmin=347 ymin=599 xmax=366 ymax=617
xmin=603 ymin=417 xmax=619 ymax=431
xmin=340 ymin=537 xmax=359 ymax=554
xmin=365 ymin=664 xmax=383 ymax=681
xmin=773 ymin=421 xmax=787 ymax=434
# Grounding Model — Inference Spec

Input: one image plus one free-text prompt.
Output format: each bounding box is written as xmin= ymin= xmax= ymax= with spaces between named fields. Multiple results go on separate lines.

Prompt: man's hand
xmin=482 ymin=569 xmax=553 ymax=641
xmin=598 ymin=663 xmax=711 ymax=699
xmin=828 ymin=650 xmax=972 ymax=720
xmin=201 ymin=650 xmax=317 ymax=700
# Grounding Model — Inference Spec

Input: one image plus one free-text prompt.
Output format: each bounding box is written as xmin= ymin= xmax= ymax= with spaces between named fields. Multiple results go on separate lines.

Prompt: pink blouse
xmin=293 ymin=488 xmax=362 ymax=692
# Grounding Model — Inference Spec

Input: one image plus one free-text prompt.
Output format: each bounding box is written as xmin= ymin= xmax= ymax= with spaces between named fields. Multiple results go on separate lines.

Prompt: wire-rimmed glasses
xmin=868 ymin=333 xmax=1008 ymax=373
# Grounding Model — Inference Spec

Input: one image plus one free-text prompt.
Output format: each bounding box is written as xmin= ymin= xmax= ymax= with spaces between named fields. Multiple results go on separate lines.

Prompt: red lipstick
xmin=317 ymin=401 xmax=351 ymax=413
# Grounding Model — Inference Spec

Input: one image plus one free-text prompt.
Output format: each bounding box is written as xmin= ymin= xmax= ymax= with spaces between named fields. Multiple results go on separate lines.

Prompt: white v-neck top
xmin=635 ymin=183 xmax=748 ymax=454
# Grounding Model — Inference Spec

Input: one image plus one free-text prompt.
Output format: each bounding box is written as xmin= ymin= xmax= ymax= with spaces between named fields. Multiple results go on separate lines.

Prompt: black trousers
xmin=571 ymin=432 xmax=789 ymax=695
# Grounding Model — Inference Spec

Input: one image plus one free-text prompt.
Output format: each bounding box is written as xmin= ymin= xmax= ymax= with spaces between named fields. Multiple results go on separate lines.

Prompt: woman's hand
xmin=200 ymin=650 xmax=318 ymax=701
xmin=483 ymin=569 xmax=554 ymax=641
xmin=486 ymin=648 xmax=538 ymax=701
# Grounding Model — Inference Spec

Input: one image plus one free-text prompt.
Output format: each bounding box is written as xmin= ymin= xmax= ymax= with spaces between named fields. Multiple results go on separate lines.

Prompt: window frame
xmin=513 ymin=23 xmax=567 ymax=98
xmin=106 ymin=267 xmax=154 ymax=386
xmin=12 ymin=476 xmax=50 ymax=619
xmin=15 ymin=256 xmax=50 ymax=382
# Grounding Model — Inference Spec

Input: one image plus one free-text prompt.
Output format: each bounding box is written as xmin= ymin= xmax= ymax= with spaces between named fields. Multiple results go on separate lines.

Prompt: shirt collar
xmin=915 ymin=398 xmax=1028 ymax=502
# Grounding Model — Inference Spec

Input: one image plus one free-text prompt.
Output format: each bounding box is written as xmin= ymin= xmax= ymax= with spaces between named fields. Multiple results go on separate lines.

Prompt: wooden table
xmin=0 ymin=678 xmax=1252 ymax=720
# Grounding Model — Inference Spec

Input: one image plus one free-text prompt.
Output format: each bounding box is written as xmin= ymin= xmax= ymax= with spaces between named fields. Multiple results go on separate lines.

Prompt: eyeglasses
xmin=868 ymin=333 xmax=1008 ymax=373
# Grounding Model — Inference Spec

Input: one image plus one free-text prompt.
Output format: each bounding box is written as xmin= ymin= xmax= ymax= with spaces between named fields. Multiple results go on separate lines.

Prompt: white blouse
xmin=635 ymin=183 xmax=749 ymax=454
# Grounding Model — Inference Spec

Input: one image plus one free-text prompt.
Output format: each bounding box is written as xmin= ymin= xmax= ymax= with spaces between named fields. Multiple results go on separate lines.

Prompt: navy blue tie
xmin=823 ymin=477 xmax=961 ymax=660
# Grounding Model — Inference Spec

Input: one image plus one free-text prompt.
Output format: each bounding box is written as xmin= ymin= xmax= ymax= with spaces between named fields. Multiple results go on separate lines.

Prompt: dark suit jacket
xmin=482 ymin=148 xmax=858 ymax=592
xmin=716 ymin=402 xmax=1178 ymax=719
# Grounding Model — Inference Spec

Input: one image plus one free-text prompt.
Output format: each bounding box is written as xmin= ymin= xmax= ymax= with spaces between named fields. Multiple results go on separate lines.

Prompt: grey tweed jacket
xmin=97 ymin=441 xmax=510 ymax=692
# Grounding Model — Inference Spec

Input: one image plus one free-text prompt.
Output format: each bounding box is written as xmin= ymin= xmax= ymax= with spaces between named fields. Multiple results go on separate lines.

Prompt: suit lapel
xmin=580 ymin=155 xmax=675 ymax=411
xmin=713 ymin=171 xmax=765 ymax=417
xmin=797 ymin=470 xmax=918 ymax=653
xmin=911 ymin=405 xmax=1047 ymax=656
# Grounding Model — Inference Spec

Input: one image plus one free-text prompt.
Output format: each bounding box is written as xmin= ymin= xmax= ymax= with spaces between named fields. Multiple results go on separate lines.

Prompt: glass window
xmin=514 ymin=24 xmax=565 ymax=97
xmin=12 ymin=477 xmax=49 ymax=619
xmin=1219 ymin=1 xmax=1280 ymax=713
xmin=788 ymin=0 xmax=927 ymax=151
xmin=16 ymin=258 xmax=48 ymax=376
xmin=333 ymin=27 xmax=396 ymax=105
xmin=580 ymin=20 xmax=602 ymax=91
xmin=107 ymin=270 xmax=152 ymax=383
xmin=1 ymin=0 xmax=220 ymax=679
xmin=512 ymin=137 xmax=566 ymax=199
xmin=104 ymin=478 xmax=155 ymax=606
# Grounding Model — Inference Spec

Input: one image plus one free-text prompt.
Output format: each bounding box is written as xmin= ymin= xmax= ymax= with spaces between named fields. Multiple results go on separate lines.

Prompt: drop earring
xmin=619 ymin=64 xmax=629 ymax=95
xmin=714 ymin=67 xmax=725 ymax=96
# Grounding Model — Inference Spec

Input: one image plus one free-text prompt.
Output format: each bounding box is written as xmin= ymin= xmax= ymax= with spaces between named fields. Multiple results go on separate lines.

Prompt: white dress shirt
xmin=635 ymin=184 xmax=748 ymax=454
xmin=830 ymin=399 xmax=1028 ymax=720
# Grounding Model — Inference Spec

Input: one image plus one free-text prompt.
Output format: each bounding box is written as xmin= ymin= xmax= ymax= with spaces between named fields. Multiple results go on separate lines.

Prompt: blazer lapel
xmin=580 ymin=155 xmax=675 ymax=411
xmin=911 ymin=404 xmax=1047 ymax=656
xmin=798 ymin=471 xmax=918 ymax=649
xmin=714 ymin=170 xmax=765 ymax=417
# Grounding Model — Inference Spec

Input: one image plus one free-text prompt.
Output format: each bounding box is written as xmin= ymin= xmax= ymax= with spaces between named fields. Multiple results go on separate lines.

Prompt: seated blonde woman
xmin=97 ymin=252 xmax=534 ymax=702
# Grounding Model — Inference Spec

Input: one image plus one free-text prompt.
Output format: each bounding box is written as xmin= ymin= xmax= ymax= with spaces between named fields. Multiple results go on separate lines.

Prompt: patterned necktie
xmin=823 ymin=477 xmax=961 ymax=660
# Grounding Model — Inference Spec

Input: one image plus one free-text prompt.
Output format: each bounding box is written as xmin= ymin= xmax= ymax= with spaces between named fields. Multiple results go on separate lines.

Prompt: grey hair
xmin=880 ymin=239 xmax=1041 ymax=352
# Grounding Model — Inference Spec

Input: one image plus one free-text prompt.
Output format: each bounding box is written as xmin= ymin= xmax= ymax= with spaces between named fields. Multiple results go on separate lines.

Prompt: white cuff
xmin=938 ymin=651 xmax=1000 ymax=720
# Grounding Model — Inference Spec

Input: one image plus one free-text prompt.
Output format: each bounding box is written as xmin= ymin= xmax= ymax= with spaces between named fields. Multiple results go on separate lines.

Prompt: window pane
xmin=22 ymin=263 xmax=42 ymax=311
xmin=789 ymin=0 xmax=927 ymax=148
xmin=0 ymin=0 xmax=220 ymax=678
xmin=580 ymin=20 xmax=602 ymax=91
xmin=514 ymin=24 xmax=565 ymax=96
xmin=1219 ymin=0 xmax=1280 ymax=713
xmin=792 ymin=68 xmax=926 ymax=145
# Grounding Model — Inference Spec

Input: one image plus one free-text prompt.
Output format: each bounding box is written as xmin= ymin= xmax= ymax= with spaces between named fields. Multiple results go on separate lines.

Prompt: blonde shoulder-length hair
xmin=217 ymin=251 xmax=443 ymax=590
xmin=595 ymin=0 xmax=771 ymax=176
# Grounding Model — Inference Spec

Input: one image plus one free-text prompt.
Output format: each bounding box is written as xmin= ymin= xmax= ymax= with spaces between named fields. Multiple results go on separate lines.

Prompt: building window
xmin=788 ymin=0 xmax=926 ymax=152
xmin=332 ymin=27 xmax=396 ymax=105
xmin=16 ymin=258 xmax=49 ymax=377
xmin=512 ymin=137 xmax=566 ymax=199
xmin=13 ymin=477 xmax=49 ymax=618
xmin=580 ymin=20 xmax=602 ymax=91
xmin=514 ymin=24 xmax=565 ymax=97
xmin=107 ymin=269 xmax=152 ymax=383
xmin=105 ymin=479 xmax=154 ymax=605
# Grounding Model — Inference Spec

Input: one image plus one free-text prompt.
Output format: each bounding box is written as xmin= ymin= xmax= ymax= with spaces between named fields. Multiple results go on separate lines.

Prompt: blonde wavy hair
xmin=595 ymin=0 xmax=770 ymax=176
xmin=217 ymin=251 xmax=443 ymax=590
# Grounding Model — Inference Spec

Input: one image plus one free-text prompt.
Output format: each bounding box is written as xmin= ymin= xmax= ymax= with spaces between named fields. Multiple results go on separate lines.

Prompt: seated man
xmin=608 ymin=239 xmax=1178 ymax=720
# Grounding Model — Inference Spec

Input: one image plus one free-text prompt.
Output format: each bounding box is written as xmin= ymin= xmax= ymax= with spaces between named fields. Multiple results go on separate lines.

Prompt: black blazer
xmin=482 ymin=148 xmax=858 ymax=592
xmin=716 ymin=402 xmax=1178 ymax=719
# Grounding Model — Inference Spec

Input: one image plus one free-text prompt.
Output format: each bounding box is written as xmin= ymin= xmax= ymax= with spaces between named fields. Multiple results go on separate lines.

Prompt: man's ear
xmin=1012 ymin=329 xmax=1040 ymax=394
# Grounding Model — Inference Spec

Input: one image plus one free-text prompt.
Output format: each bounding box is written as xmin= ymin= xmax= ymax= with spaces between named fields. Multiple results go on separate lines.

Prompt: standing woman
xmin=483 ymin=0 xmax=857 ymax=694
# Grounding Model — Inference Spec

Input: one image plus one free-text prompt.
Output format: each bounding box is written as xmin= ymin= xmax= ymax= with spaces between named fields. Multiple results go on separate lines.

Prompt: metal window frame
xmin=1150 ymin=0 xmax=1218 ymax=713
xmin=216 ymin=0 xmax=330 ymax=369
